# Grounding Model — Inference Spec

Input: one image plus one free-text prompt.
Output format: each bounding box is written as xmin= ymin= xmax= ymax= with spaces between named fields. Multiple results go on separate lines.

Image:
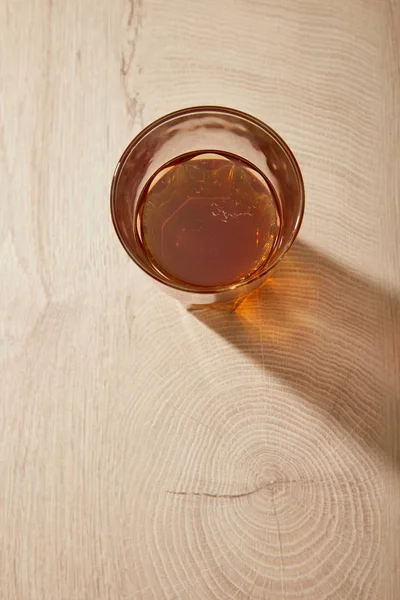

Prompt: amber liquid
xmin=137 ymin=151 xmax=281 ymax=287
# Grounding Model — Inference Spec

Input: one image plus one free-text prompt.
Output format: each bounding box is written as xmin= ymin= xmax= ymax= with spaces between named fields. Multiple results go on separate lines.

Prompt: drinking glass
xmin=110 ymin=106 xmax=305 ymax=309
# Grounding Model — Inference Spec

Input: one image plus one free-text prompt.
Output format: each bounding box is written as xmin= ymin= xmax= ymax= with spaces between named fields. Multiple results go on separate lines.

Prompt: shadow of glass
xmin=194 ymin=241 xmax=400 ymax=469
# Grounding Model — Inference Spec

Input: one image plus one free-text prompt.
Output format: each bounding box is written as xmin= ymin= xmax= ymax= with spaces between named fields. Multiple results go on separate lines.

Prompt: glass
xmin=110 ymin=106 xmax=305 ymax=309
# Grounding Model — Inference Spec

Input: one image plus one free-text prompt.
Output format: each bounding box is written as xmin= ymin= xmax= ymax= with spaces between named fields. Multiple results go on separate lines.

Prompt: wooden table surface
xmin=1 ymin=0 xmax=399 ymax=598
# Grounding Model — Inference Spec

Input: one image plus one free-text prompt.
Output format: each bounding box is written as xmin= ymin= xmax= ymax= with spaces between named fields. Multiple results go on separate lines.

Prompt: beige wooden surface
xmin=1 ymin=0 xmax=399 ymax=598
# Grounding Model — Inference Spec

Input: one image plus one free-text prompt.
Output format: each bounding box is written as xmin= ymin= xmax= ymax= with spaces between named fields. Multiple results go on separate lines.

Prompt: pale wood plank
xmin=0 ymin=0 xmax=399 ymax=598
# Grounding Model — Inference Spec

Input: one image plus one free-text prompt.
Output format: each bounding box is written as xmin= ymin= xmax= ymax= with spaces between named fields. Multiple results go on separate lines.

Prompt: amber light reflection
xmin=235 ymin=249 xmax=319 ymax=347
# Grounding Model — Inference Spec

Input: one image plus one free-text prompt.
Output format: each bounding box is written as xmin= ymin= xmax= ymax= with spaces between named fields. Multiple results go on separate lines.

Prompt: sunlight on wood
xmin=0 ymin=0 xmax=399 ymax=598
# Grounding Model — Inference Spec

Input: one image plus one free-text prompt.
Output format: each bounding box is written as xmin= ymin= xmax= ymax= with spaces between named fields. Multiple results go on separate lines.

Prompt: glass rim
xmin=110 ymin=105 xmax=305 ymax=295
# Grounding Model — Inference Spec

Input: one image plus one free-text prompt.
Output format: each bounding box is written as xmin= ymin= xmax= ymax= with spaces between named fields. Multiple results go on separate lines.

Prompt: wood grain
xmin=1 ymin=0 xmax=399 ymax=598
